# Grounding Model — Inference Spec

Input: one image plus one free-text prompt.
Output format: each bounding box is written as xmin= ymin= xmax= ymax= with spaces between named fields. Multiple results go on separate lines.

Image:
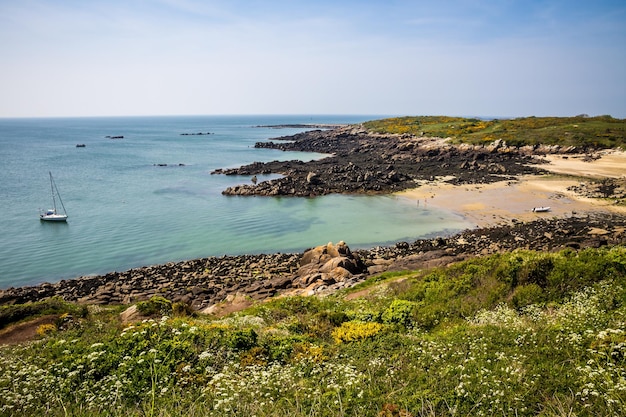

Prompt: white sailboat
xmin=40 ymin=172 xmax=68 ymax=222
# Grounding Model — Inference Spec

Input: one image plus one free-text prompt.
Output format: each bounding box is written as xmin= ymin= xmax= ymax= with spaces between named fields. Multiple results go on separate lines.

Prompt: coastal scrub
xmin=0 ymin=246 xmax=625 ymax=416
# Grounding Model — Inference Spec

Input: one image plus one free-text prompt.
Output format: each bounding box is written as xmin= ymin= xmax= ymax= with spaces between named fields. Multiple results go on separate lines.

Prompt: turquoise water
xmin=0 ymin=115 xmax=472 ymax=288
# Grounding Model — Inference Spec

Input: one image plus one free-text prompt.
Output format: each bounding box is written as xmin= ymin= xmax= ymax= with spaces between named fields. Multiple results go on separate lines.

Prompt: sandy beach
xmin=397 ymin=150 xmax=626 ymax=228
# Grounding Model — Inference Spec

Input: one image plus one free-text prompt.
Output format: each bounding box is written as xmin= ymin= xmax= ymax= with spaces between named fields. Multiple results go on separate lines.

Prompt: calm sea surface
xmin=0 ymin=115 xmax=472 ymax=289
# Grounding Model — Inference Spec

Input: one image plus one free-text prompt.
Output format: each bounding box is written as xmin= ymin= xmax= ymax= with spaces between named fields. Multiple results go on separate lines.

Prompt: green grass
xmin=362 ymin=115 xmax=626 ymax=149
xmin=0 ymin=296 xmax=88 ymax=330
xmin=1 ymin=246 xmax=625 ymax=416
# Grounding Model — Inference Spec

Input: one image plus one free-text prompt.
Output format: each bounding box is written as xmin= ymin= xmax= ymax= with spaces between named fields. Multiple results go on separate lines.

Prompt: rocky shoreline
xmin=210 ymin=125 xmax=578 ymax=197
xmin=1 ymin=213 xmax=624 ymax=309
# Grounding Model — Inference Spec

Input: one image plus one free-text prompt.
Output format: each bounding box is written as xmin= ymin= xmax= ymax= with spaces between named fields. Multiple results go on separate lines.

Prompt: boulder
xmin=120 ymin=305 xmax=143 ymax=324
xmin=294 ymin=241 xmax=366 ymax=289
xmin=306 ymin=171 xmax=320 ymax=184
xmin=320 ymin=257 xmax=359 ymax=274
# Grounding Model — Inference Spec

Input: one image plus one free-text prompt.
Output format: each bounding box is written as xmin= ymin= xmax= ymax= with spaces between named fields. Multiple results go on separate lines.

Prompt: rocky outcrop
xmin=567 ymin=178 xmax=626 ymax=203
xmin=293 ymin=241 xmax=368 ymax=294
xmin=212 ymin=127 xmax=549 ymax=197
xmin=354 ymin=213 xmax=626 ymax=266
xmin=0 ymin=253 xmax=300 ymax=310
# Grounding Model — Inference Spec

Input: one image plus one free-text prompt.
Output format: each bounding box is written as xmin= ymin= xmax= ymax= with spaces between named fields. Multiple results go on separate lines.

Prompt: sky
xmin=1 ymin=0 xmax=625 ymax=118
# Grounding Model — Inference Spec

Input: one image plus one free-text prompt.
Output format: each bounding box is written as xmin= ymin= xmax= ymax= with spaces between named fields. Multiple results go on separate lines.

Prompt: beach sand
xmin=397 ymin=150 xmax=626 ymax=228
xmin=542 ymin=150 xmax=626 ymax=178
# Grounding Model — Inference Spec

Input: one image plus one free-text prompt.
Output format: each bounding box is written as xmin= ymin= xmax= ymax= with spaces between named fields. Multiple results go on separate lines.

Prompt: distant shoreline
xmin=254 ymin=123 xmax=346 ymax=129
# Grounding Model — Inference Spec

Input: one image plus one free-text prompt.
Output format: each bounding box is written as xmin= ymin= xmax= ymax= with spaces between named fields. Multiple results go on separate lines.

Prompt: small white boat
xmin=532 ymin=206 xmax=551 ymax=213
xmin=40 ymin=172 xmax=68 ymax=222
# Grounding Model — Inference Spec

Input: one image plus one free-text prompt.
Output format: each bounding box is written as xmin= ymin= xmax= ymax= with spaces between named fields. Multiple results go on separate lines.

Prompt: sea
xmin=0 ymin=115 xmax=473 ymax=289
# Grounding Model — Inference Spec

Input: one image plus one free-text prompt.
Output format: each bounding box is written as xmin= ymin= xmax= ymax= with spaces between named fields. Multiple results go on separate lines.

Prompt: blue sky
xmin=1 ymin=0 xmax=624 ymax=118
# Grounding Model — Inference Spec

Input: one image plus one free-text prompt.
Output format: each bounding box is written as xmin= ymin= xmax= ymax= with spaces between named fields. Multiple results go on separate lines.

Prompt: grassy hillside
xmin=362 ymin=115 xmax=626 ymax=149
xmin=1 ymin=246 xmax=625 ymax=416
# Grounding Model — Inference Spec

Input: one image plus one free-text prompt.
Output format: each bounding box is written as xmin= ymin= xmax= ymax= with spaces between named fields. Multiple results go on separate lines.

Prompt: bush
xmin=136 ymin=295 xmax=172 ymax=316
xmin=36 ymin=323 xmax=56 ymax=336
xmin=382 ymin=299 xmax=417 ymax=327
xmin=332 ymin=321 xmax=384 ymax=343
xmin=261 ymin=334 xmax=311 ymax=362
xmin=172 ymin=301 xmax=195 ymax=317
xmin=0 ymin=297 xmax=87 ymax=330
xmin=511 ymin=283 xmax=545 ymax=308
xmin=518 ymin=256 xmax=554 ymax=288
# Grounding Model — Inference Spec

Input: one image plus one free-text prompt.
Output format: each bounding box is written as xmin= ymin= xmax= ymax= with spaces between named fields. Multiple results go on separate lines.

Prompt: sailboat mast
xmin=49 ymin=171 xmax=57 ymax=212
xmin=49 ymin=171 xmax=67 ymax=215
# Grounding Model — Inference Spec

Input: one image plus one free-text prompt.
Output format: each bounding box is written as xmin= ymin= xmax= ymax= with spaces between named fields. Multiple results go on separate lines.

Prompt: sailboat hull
xmin=40 ymin=213 xmax=68 ymax=222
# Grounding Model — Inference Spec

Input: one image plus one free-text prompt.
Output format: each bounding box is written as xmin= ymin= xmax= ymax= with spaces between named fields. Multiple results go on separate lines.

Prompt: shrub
xmin=261 ymin=334 xmax=311 ymax=362
xmin=0 ymin=297 xmax=87 ymax=330
xmin=172 ymin=301 xmax=195 ymax=317
xmin=512 ymin=283 xmax=545 ymax=308
xmin=382 ymin=299 xmax=417 ymax=327
xmin=136 ymin=295 xmax=172 ymax=316
xmin=518 ymin=256 xmax=554 ymax=288
xmin=36 ymin=323 xmax=56 ymax=336
xmin=226 ymin=328 xmax=258 ymax=350
xmin=332 ymin=321 xmax=384 ymax=343
xmin=291 ymin=343 xmax=328 ymax=363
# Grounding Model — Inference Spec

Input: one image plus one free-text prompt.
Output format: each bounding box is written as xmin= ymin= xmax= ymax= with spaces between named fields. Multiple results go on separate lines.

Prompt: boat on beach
xmin=40 ymin=172 xmax=68 ymax=222
xmin=532 ymin=206 xmax=551 ymax=213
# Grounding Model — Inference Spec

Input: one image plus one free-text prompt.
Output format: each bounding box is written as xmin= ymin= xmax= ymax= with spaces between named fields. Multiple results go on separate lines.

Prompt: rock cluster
xmin=292 ymin=241 xmax=368 ymax=294
xmin=0 ymin=253 xmax=300 ymax=310
xmin=211 ymin=127 xmax=560 ymax=197
xmin=355 ymin=213 xmax=626 ymax=270
xmin=1 ymin=213 xmax=624 ymax=309
xmin=567 ymin=178 xmax=626 ymax=204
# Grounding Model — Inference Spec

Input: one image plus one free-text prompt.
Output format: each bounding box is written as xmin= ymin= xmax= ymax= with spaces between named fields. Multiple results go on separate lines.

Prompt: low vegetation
xmin=363 ymin=115 xmax=626 ymax=149
xmin=0 ymin=297 xmax=87 ymax=331
xmin=1 ymin=246 xmax=625 ymax=416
